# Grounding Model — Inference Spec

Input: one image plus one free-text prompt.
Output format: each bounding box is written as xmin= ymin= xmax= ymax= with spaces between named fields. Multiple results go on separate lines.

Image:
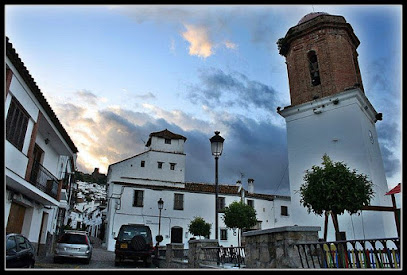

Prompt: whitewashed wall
xmin=281 ymin=89 xmax=397 ymax=240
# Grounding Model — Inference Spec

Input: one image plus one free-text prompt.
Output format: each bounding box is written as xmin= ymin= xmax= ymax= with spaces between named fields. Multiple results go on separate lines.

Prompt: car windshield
xmin=59 ymin=233 xmax=88 ymax=244
xmin=118 ymin=226 xmax=149 ymax=241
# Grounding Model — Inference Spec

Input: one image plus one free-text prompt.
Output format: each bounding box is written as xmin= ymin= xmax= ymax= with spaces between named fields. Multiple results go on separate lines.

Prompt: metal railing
xmin=202 ymin=246 xmax=246 ymax=267
xmin=295 ymin=238 xmax=400 ymax=269
xmin=29 ymin=161 xmax=60 ymax=200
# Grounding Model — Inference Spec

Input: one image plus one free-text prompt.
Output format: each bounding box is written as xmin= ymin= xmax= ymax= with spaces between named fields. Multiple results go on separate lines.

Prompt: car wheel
xmin=114 ymin=256 xmax=121 ymax=267
xmin=144 ymin=256 xmax=152 ymax=268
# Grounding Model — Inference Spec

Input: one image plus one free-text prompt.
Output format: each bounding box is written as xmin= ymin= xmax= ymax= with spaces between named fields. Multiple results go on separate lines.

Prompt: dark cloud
xmin=186 ymin=68 xmax=280 ymax=113
xmin=75 ymin=90 xmax=99 ymax=105
xmin=376 ymin=122 xmax=401 ymax=178
xmin=363 ymin=56 xmax=401 ymax=181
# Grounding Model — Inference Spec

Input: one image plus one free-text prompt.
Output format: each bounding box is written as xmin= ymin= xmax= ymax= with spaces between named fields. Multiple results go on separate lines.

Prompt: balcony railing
xmin=29 ymin=161 xmax=60 ymax=201
xmin=295 ymin=238 xmax=400 ymax=269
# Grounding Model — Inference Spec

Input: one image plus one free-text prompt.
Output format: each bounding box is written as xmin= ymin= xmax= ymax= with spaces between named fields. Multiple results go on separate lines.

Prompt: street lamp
xmin=209 ymin=131 xmax=225 ymax=242
xmin=156 ymin=198 xmax=164 ymax=246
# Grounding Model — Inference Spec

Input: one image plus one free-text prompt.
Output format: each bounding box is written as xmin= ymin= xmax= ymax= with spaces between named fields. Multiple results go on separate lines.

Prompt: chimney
xmin=236 ymin=180 xmax=244 ymax=202
xmin=248 ymin=178 xmax=254 ymax=194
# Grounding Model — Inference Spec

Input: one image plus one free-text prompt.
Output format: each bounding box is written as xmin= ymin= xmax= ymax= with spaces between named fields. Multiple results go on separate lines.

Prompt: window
xmin=308 ymin=51 xmax=321 ymax=86
xmin=247 ymin=199 xmax=254 ymax=208
xmin=218 ymin=197 xmax=226 ymax=212
xmin=174 ymin=193 xmax=184 ymax=210
xmin=6 ymin=97 xmax=29 ymax=151
xmin=157 ymin=162 xmax=163 ymax=169
xmin=6 ymin=236 xmax=16 ymax=253
xmin=281 ymin=206 xmax=289 ymax=216
xmin=16 ymin=235 xmax=28 ymax=250
xmin=170 ymin=163 xmax=176 ymax=170
xmin=165 ymin=138 xmax=171 ymax=144
xmin=133 ymin=190 xmax=144 ymax=207
xmin=141 ymin=161 xmax=145 ymax=167
xmin=220 ymin=229 xmax=228 ymax=240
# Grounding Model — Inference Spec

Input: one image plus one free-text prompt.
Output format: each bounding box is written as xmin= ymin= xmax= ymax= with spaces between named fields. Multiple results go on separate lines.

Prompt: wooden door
xmin=171 ymin=227 xmax=183 ymax=243
xmin=6 ymin=203 xmax=26 ymax=234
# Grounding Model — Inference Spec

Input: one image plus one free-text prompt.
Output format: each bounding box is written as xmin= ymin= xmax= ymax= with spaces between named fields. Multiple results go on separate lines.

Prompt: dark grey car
xmin=114 ymin=224 xmax=154 ymax=267
xmin=6 ymin=233 xmax=36 ymax=268
xmin=54 ymin=231 xmax=93 ymax=264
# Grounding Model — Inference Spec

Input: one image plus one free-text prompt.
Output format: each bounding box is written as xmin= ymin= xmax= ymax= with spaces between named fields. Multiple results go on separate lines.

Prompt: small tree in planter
xmin=188 ymin=216 xmax=211 ymax=239
xmin=222 ymin=201 xmax=257 ymax=246
xmin=299 ymin=154 xmax=375 ymax=241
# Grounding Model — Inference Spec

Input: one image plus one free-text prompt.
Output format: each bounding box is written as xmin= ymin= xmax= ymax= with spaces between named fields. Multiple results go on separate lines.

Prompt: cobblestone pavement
xmin=34 ymin=247 xmax=158 ymax=269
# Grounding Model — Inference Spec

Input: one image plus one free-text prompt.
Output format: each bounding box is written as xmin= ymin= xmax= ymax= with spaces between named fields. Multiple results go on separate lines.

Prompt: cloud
xmin=182 ymin=24 xmax=214 ymax=58
xmin=186 ymin=67 xmax=280 ymax=115
xmin=52 ymin=89 xmax=290 ymax=195
xmin=75 ymin=90 xmax=99 ymax=105
xmin=223 ymin=40 xmax=237 ymax=50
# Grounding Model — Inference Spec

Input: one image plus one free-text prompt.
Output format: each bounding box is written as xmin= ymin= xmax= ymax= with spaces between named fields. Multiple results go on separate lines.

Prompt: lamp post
xmin=209 ymin=131 xmax=225 ymax=242
xmin=156 ymin=198 xmax=164 ymax=246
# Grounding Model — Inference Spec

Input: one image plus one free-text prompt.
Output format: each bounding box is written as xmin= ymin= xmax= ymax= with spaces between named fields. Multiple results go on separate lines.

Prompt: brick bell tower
xmin=277 ymin=12 xmax=396 ymax=241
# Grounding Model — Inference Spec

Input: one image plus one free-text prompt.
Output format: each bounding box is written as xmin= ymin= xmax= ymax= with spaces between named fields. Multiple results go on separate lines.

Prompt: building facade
xmin=105 ymin=129 xmax=291 ymax=251
xmin=5 ymin=37 xmax=78 ymax=255
xmin=277 ymin=13 xmax=397 ymax=240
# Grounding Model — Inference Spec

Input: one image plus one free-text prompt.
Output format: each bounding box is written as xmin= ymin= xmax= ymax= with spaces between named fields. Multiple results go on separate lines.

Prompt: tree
xmin=299 ymin=154 xmax=375 ymax=240
xmin=188 ymin=216 xmax=211 ymax=239
xmin=222 ymin=201 xmax=257 ymax=246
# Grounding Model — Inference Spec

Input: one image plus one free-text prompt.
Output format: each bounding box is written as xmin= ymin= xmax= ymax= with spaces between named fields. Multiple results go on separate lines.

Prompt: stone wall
xmin=243 ymin=226 xmax=320 ymax=268
xmin=188 ymin=239 xmax=219 ymax=268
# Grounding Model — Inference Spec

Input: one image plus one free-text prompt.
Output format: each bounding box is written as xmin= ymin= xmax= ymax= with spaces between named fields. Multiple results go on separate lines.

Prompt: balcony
xmin=29 ymin=161 xmax=61 ymax=201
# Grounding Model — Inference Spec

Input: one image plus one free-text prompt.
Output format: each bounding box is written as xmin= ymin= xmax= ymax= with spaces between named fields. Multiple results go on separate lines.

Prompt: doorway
xmin=6 ymin=202 xmax=26 ymax=234
xmin=171 ymin=227 xmax=183 ymax=243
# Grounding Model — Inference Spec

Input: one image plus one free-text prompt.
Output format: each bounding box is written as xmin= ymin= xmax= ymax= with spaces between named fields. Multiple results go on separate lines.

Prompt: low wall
xmin=243 ymin=226 xmax=321 ymax=268
xmin=188 ymin=239 xmax=219 ymax=268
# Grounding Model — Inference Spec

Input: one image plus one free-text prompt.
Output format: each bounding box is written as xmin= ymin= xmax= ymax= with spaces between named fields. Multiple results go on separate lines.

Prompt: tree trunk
xmin=323 ymin=212 xmax=329 ymax=241
xmin=331 ymin=213 xmax=341 ymax=240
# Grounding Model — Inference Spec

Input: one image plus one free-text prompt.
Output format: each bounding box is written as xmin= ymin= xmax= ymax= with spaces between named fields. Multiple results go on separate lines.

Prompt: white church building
xmin=104 ymin=129 xmax=291 ymax=251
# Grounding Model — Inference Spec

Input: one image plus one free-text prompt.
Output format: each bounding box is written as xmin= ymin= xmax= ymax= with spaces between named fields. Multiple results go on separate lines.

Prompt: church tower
xmin=277 ymin=12 xmax=396 ymax=240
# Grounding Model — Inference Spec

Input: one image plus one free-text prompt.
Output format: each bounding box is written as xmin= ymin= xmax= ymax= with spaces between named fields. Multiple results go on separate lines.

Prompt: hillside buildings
xmin=5 ymin=37 xmax=78 ymax=256
xmin=105 ymin=129 xmax=291 ymax=251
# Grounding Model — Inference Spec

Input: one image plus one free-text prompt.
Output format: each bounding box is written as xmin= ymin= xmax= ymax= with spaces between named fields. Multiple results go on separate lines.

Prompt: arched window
xmin=308 ymin=51 xmax=321 ymax=86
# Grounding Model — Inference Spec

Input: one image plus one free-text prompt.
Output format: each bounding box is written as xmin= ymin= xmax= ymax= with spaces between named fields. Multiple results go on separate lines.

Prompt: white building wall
xmin=281 ymin=89 xmax=396 ymax=241
xmin=105 ymin=181 xmax=291 ymax=251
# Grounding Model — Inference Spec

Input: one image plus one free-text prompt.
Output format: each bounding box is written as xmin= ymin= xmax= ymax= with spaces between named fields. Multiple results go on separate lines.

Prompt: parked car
xmin=54 ymin=230 xmax=92 ymax=264
xmin=114 ymin=224 xmax=155 ymax=267
xmin=6 ymin=233 xmax=36 ymax=268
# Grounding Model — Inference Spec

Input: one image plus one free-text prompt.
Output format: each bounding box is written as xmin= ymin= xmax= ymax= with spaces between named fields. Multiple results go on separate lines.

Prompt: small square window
xmin=165 ymin=139 xmax=171 ymax=144
xmin=141 ymin=161 xmax=145 ymax=167
xmin=170 ymin=163 xmax=176 ymax=170
xmin=158 ymin=162 xmax=163 ymax=169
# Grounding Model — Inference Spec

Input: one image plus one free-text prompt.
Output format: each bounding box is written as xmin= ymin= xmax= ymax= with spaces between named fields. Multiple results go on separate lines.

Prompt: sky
xmin=5 ymin=4 xmax=402 ymax=196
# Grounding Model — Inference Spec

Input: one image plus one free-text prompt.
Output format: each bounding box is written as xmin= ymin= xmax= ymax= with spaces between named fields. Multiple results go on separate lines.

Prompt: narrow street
xmin=35 ymin=247 xmax=159 ymax=269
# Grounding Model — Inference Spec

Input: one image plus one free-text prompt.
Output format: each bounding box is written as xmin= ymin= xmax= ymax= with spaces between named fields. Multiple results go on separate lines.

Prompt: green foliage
xmin=222 ymin=201 xmax=257 ymax=230
xmin=299 ymin=154 xmax=375 ymax=216
xmin=188 ymin=216 xmax=211 ymax=239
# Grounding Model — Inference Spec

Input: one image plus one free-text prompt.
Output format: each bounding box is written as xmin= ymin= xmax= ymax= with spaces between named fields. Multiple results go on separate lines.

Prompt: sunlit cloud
xmin=182 ymin=24 xmax=213 ymax=58
xmin=223 ymin=40 xmax=237 ymax=49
